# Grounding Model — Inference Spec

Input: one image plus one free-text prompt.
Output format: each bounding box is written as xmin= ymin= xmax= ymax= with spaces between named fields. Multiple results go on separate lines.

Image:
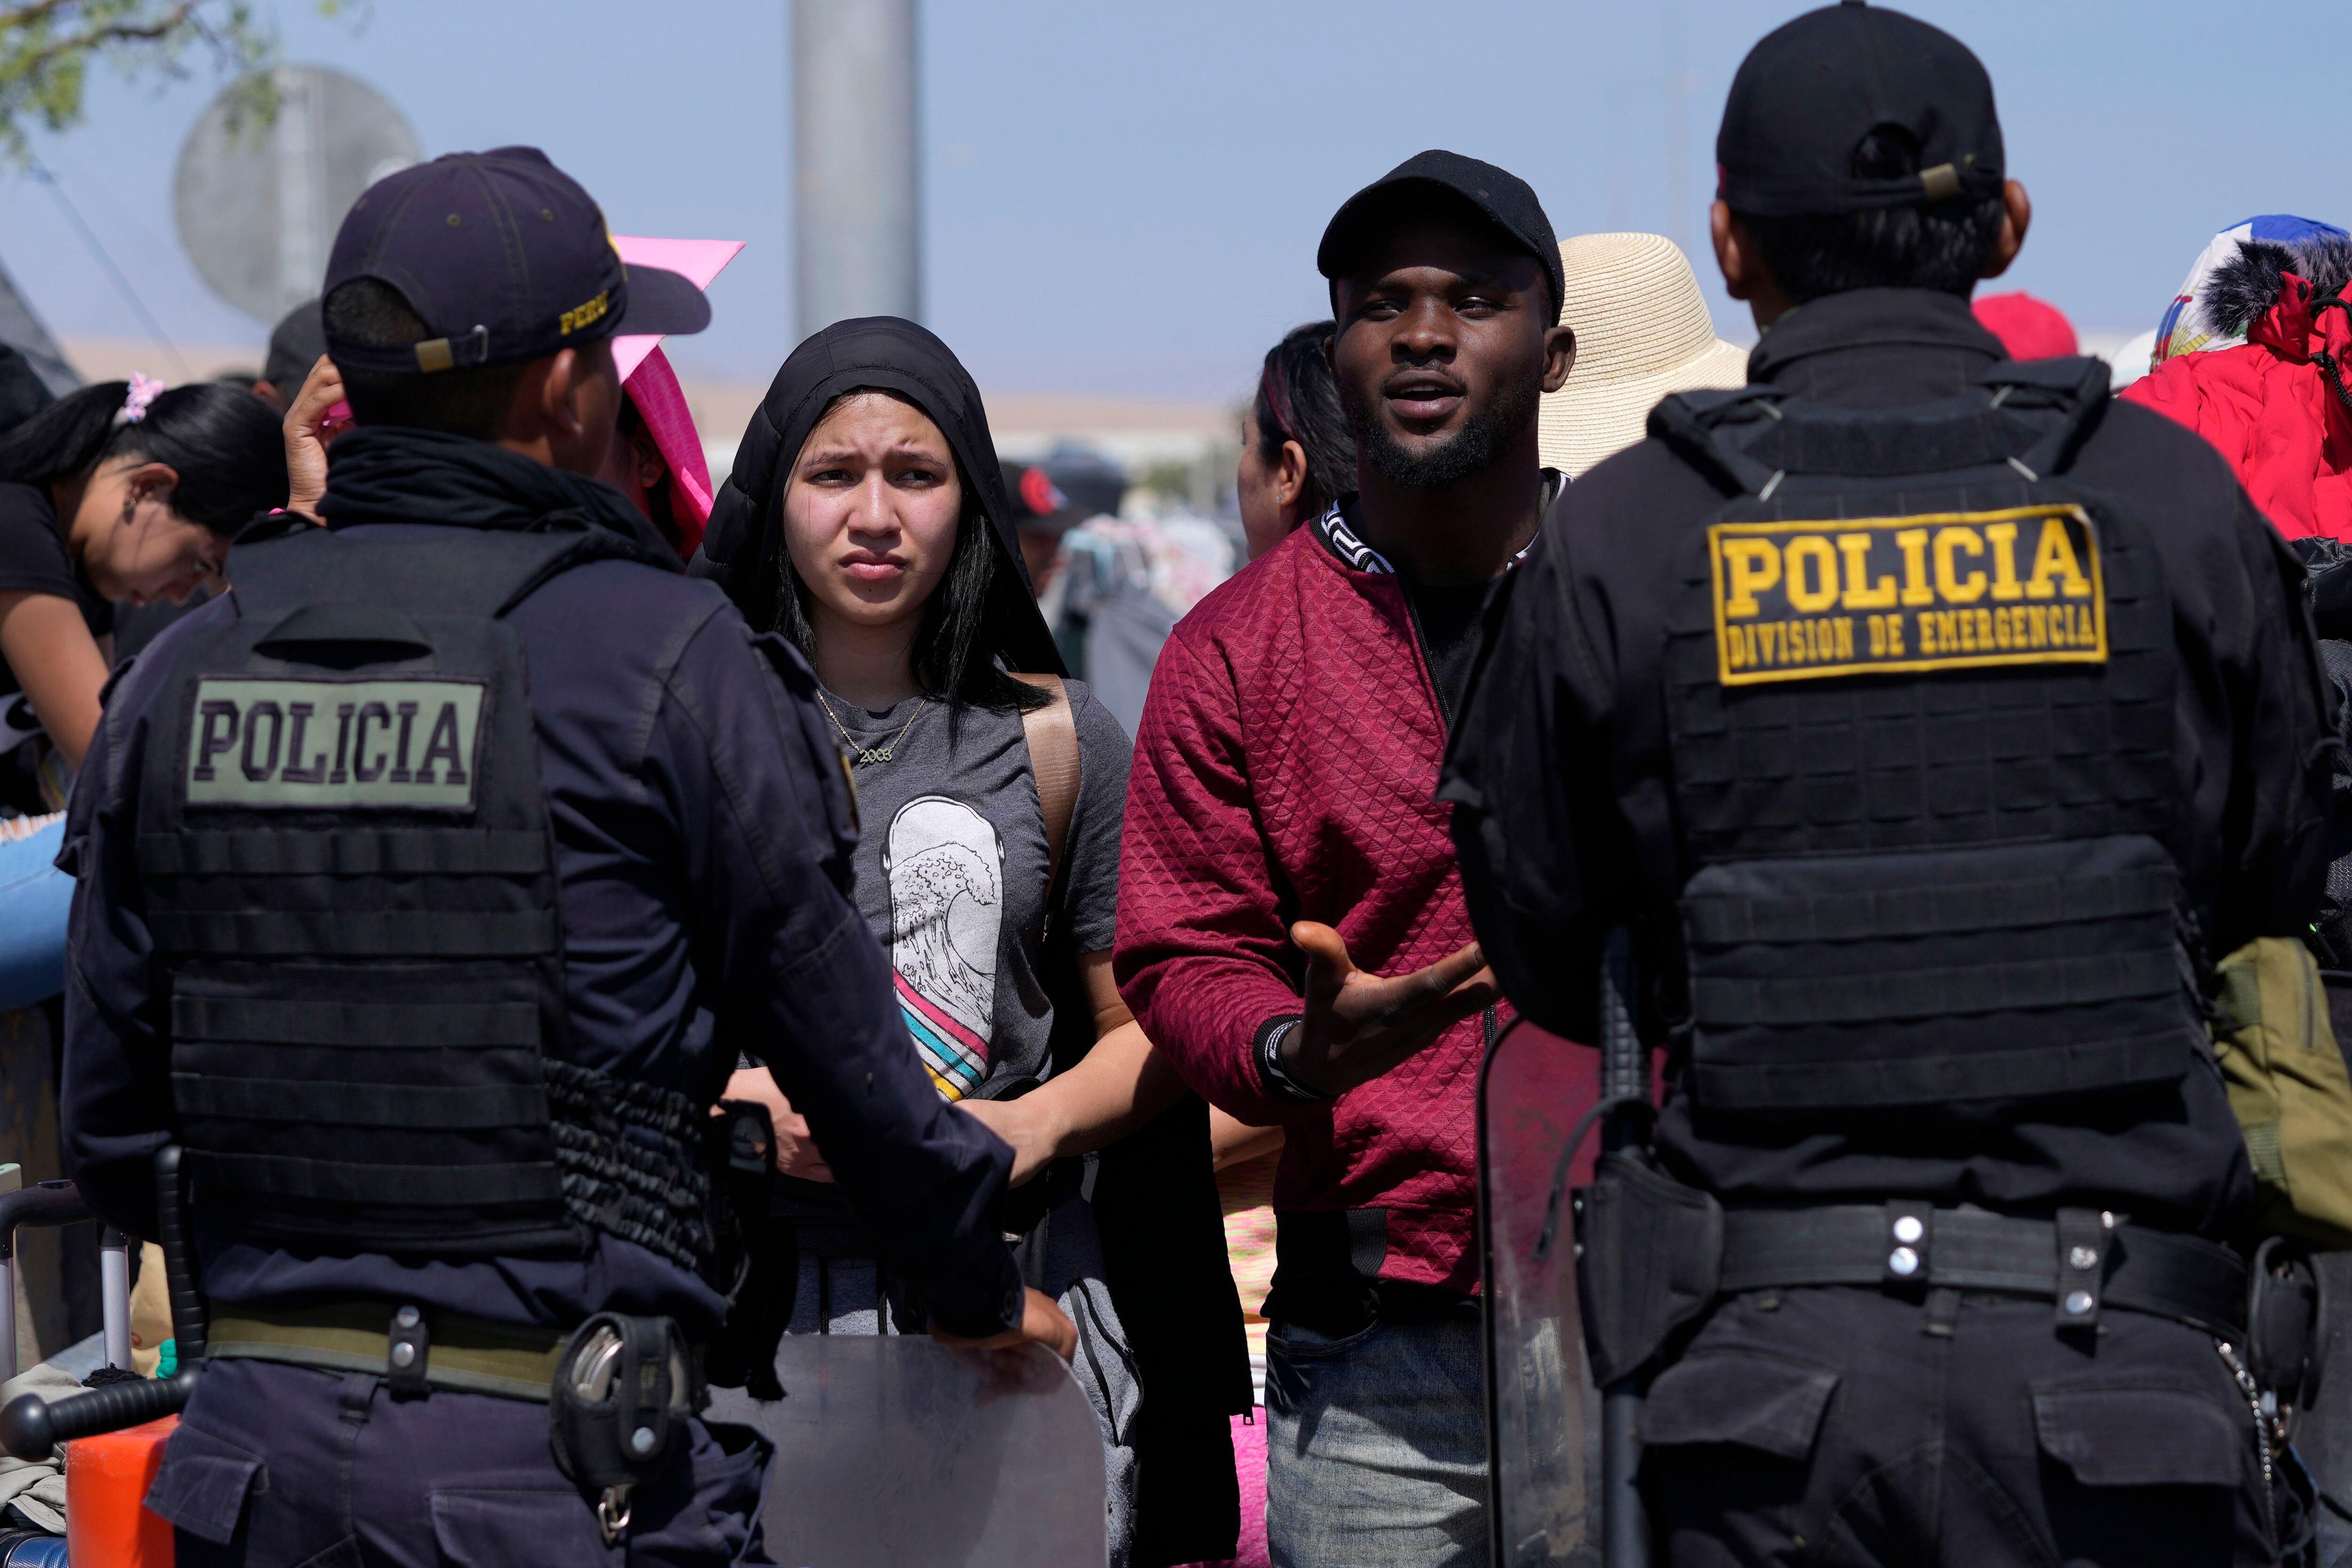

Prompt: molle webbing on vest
xmin=545 ymin=1061 xmax=715 ymax=1273
xmin=146 ymin=524 xmax=667 ymax=1262
xmin=1653 ymin=361 xmax=2200 ymax=1117
xmin=1678 ymin=836 xmax=2193 ymax=1111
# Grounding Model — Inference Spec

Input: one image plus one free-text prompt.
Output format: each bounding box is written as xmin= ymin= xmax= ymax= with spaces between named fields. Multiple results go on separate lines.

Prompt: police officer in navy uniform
xmin=1445 ymin=8 xmax=2337 ymax=1565
xmin=60 ymin=147 xmax=1073 ymax=1566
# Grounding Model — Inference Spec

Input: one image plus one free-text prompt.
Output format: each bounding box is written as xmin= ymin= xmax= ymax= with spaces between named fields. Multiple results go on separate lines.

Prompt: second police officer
xmin=59 ymin=147 xmax=1073 ymax=1566
xmin=1445 ymin=6 xmax=2337 ymax=1566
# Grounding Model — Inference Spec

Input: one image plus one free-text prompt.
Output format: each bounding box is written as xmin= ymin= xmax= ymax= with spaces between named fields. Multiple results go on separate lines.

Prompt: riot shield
xmin=707 ymin=1333 xmax=1106 ymax=1568
xmin=1480 ymin=1018 xmax=1604 ymax=1568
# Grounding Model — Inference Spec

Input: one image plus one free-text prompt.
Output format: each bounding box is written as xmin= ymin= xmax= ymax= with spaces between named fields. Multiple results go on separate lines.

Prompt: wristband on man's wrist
xmin=1256 ymin=1014 xmax=1336 ymax=1104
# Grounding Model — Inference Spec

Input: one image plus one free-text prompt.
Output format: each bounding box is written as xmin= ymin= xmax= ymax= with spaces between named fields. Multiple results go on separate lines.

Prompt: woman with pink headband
xmin=0 ymin=375 xmax=285 ymax=1004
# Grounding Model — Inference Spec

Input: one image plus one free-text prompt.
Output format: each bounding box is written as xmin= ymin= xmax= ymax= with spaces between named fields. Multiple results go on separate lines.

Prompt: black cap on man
xmin=323 ymin=146 xmax=707 ymax=461
xmin=60 ymin=138 xmax=1050 ymax=1567
xmin=1446 ymin=9 xmax=2329 ymax=1567
xmin=1709 ymin=1 xmax=2027 ymax=316
xmin=1311 ymin=149 xmax=1574 ymax=604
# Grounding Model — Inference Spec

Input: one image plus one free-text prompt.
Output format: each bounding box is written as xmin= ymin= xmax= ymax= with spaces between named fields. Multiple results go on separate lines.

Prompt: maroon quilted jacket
xmin=1117 ymin=510 xmax=1502 ymax=1295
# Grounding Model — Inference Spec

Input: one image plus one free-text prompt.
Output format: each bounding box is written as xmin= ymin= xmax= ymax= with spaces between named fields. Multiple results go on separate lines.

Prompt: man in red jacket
xmin=1117 ymin=151 xmax=1575 ymax=1567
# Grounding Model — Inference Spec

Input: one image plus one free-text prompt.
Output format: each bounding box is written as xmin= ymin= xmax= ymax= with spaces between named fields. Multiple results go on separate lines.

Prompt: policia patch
xmin=185 ymin=678 xmax=485 ymax=810
xmin=1708 ymin=503 xmax=2106 ymax=686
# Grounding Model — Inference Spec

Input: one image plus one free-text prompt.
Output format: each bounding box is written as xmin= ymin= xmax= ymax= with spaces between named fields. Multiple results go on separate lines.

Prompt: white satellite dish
xmin=174 ymin=65 xmax=421 ymax=323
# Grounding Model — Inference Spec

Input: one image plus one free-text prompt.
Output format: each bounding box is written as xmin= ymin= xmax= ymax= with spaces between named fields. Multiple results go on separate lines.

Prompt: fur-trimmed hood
xmin=2200 ymin=232 xmax=2352 ymax=337
xmin=2126 ymin=219 xmax=2352 ymax=541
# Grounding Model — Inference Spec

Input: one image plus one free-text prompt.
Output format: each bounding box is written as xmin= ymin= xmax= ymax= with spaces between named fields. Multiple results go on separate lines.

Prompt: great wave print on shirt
xmin=885 ymin=795 xmax=1002 ymax=1101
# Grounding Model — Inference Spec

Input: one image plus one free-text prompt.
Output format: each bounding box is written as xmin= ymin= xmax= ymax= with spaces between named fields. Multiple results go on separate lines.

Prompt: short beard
xmin=1341 ymin=374 xmax=1539 ymax=490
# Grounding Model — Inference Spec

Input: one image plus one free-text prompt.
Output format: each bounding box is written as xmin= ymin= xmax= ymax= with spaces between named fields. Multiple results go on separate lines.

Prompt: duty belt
xmin=207 ymin=1301 xmax=568 ymax=1402
xmin=1718 ymin=1203 xmax=2247 ymax=1337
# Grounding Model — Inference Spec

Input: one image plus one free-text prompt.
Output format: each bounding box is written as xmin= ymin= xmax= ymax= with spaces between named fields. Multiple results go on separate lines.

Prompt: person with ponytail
xmin=0 ymin=374 xmax=283 ymax=1006
xmin=1236 ymin=321 xmax=1357 ymax=563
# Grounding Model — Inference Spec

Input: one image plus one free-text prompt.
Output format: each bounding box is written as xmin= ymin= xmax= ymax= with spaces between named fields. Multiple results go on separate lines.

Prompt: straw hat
xmin=1539 ymin=232 xmax=1749 ymax=477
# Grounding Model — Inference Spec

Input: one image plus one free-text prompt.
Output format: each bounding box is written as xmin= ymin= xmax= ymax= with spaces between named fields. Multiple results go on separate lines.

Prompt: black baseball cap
xmin=260 ymin=298 xmax=325 ymax=389
xmin=324 ymin=146 xmax=710 ymax=376
xmin=1717 ymin=1 xmax=2004 ymax=218
xmin=1317 ymin=150 xmax=1564 ymax=321
xmin=1001 ymin=461 xmax=1086 ymax=535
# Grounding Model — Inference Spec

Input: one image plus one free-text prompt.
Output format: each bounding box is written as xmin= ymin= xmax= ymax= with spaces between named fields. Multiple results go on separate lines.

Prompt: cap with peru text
xmin=324 ymin=146 xmax=710 ymax=376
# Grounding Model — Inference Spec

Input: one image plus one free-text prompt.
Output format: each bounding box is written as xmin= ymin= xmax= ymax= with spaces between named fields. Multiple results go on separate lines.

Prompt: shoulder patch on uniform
xmin=1708 ymin=503 xmax=2106 ymax=687
xmin=184 ymin=678 xmax=485 ymax=810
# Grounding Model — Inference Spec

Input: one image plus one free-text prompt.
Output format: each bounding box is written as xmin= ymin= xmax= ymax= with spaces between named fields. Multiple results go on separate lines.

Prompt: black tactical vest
xmin=143 ymin=523 xmax=719 ymax=1269
xmin=1650 ymin=358 xmax=2199 ymax=1119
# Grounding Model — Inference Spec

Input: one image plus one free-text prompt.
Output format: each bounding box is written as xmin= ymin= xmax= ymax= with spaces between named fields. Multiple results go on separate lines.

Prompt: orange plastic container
xmin=62 ymin=1414 xmax=177 ymax=1568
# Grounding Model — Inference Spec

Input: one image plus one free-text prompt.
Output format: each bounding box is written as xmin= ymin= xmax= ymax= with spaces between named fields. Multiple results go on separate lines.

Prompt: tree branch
xmin=3 ymin=1 xmax=205 ymax=85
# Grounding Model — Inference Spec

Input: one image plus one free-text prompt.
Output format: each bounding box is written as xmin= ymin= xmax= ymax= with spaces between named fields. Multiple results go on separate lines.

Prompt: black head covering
xmin=691 ymin=316 xmax=1062 ymax=678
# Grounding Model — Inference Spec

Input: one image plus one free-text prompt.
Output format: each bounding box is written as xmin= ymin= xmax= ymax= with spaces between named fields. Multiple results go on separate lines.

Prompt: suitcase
xmin=0 ymin=1154 xmax=200 ymax=1568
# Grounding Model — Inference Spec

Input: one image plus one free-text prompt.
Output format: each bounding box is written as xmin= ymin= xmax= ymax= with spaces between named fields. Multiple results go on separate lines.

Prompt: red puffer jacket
xmin=2124 ymin=269 xmax=2352 ymax=541
xmin=1116 ymin=511 xmax=1502 ymax=1295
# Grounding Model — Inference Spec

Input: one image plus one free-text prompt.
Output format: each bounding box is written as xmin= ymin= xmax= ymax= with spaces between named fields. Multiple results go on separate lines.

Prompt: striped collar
xmin=1310 ymin=471 xmax=1561 ymax=577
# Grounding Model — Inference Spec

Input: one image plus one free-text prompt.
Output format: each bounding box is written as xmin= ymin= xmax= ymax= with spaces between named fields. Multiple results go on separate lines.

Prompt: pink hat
xmin=1972 ymin=290 xmax=2077 ymax=361
xmin=610 ymin=236 xmax=743 ymax=557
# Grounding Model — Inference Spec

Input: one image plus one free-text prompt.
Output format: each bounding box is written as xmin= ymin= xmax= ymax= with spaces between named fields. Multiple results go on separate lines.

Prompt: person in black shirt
xmin=0 ymin=379 xmax=283 ymax=813
xmin=1445 ymin=8 xmax=2332 ymax=1564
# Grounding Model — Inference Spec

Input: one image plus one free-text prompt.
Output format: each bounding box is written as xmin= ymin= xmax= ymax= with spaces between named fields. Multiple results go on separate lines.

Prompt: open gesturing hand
xmin=1279 ymin=921 xmax=1498 ymax=1098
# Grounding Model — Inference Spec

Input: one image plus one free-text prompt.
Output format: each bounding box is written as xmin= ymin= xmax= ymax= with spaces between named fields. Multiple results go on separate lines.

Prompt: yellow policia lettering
xmin=2025 ymin=516 xmax=2093 ymax=599
xmin=558 ymin=290 xmax=611 ymax=336
xmin=1838 ymin=533 xmax=1898 ymax=609
xmin=1984 ymin=521 xmax=2024 ymax=601
xmin=1719 ymin=538 xmax=1779 ymax=617
xmin=1932 ymin=526 xmax=1986 ymax=603
xmin=1893 ymin=528 xmax=1935 ymax=606
xmin=1707 ymin=505 xmax=2106 ymax=686
xmin=1783 ymin=536 xmax=1840 ymax=613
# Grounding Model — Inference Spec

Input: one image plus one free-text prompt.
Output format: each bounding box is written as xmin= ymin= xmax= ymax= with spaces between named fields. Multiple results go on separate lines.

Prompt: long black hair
xmin=1252 ymin=321 xmax=1357 ymax=517
xmin=0 ymin=380 xmax=287 ymax=534
xmin=692 ymin=317 xmax=1064 ymax=713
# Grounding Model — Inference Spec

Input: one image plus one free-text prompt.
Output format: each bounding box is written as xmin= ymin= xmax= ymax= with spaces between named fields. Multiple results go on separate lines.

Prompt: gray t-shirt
xmin=818 ymin=677 xmax=1131 ymax=1100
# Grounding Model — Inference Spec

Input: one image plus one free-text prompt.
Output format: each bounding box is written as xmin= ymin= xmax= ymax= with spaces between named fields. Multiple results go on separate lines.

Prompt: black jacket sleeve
xmin=1440 ymin=509 xmax=1626 ymax=1045
xmin=654 ymin=613 xmax=1024 ymax=1338
xmin=58 ymin=638 xmax=181 ymax=1240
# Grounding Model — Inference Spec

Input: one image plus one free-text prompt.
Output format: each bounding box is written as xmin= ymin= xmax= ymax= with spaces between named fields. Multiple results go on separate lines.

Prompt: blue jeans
xmin=1263 ymin=1311 xmax=1488 ymax=1568
xmin=0 ymin=815 xmax=69 ymax=1009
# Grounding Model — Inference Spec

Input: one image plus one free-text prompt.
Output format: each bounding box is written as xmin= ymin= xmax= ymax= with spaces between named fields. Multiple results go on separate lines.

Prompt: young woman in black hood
xmin=694 ymin=318 xmax=1247 ymax=1566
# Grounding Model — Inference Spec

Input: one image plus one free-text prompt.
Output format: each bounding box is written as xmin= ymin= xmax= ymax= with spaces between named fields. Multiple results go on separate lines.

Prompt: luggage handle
xmin=0 ymin=1150 xmax=202 ymax=1460
xmin=0 ymin=1180 xmax=92 ymax=1388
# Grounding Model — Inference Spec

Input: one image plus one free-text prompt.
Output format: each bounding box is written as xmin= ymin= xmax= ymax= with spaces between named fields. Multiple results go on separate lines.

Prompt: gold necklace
xmin=818 ymin=691 xmax=930 ymax=767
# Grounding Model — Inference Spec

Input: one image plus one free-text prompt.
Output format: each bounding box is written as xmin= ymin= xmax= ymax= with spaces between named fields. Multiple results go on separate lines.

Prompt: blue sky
xmin=0 ymin=0 xmax=2344 ymax=401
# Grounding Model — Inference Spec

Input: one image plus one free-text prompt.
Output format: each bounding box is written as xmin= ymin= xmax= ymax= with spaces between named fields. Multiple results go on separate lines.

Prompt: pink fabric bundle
xmin=611 ymin=235 xmax=744 ymax=556
xmin=620 ymin=345 xmax=714 ymax=556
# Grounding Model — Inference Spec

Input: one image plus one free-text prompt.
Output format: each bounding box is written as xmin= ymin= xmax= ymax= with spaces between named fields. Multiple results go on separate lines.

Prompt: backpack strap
xmin=1651 ymin=356 xmax=2115 ymax=499
xmin=1010 ymin=673 xmax=1081 ymax=897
